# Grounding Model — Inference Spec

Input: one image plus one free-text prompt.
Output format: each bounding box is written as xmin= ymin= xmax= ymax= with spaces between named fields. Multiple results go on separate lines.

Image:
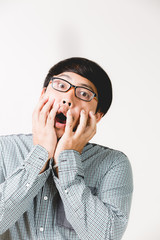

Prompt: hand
xmin=32 ymin=96 xmax=59 ymax=161
xmin=54 ymin=109 xmax=97 ymax=164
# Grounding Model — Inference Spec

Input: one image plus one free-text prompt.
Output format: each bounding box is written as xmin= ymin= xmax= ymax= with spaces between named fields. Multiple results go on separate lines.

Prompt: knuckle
xmin=91 ymin=127 xmax=96 ymax=134
xmin=90 ymin=125 xmax=94 ymax=130
xmin=67 ymin=119 xmax=73 ymax=128
xmin=93 ymin=129 xmax=96 ymax=135
xmin=40 ymin=108 xmax=47 ymax=115
xmin=48 ymin=114 xmax=53 ymax=121
xmin=68 ymin=123 xmax=72 ymax=128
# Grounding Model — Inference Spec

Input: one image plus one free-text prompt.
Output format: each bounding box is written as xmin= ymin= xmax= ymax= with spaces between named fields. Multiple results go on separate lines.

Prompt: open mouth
xmin=55 ymin=112 xmax=67 ymax=124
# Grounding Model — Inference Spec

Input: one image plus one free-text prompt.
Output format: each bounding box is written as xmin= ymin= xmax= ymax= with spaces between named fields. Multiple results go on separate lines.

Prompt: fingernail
xmin=89 ymin=111 xmax=94 ymax=115
xmin=55 ymin=103 xmax=59 ymax=108
xmin=67 ymin=109 xmax=71 ymax=114
xmin=81 ymin=109 xmax=85 ymax=114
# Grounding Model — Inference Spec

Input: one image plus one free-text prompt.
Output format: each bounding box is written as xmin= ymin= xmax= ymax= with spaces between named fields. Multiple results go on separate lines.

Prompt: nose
xmin=61 ymin=87 xmax=75 ymax=107
xmin=62 ymin=100 xmax=71 ymax=107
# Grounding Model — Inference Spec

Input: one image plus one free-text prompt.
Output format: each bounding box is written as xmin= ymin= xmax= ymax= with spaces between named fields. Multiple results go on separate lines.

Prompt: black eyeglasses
xmin=50 ymin=77 xmax=98 ymax=102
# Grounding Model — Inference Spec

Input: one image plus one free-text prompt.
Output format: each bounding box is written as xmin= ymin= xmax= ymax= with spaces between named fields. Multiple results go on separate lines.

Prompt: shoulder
xmin=83 ymin=142 xmax=132 ymax=176
xmin=0 ymin=133 xmax=33 ymax=162
xmin=82 ymin=143 xmax=133 ymax=191
xmin=0 ymin=133 xmax=33 ymax=177
xmin=0 ymin=133 xmax=33 ymax=149
xmin=83 ymin=142 xmax=130 ymax=166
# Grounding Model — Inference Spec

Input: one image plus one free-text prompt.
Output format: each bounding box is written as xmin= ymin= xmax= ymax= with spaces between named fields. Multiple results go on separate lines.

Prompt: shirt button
xmin=40 ymin=227 xmax=44 ymax=232
xmin=44 ymin=196 xmax=48 ymax=200
xmin=26 ymin=183 xmax=30 ymax=188
xmin=65 ymin=189 xmax=68 ymax=194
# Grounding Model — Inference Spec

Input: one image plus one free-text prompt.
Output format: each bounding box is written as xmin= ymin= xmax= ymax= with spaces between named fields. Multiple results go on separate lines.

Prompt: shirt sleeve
xmin=0 ymin=141 xmax=50 ymax=234
xmin=52 ymin=150 xmax=133 ymax=240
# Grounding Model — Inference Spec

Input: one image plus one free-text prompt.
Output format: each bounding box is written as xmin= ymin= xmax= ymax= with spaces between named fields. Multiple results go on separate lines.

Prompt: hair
xmin=43 ymin=57 xmax=112 ymax=116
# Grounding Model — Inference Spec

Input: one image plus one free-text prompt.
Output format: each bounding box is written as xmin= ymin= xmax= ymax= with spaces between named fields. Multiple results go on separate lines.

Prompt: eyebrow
xmin=79 ymin=83 xmax=94 ymax=92
xmin=58 ymin=74 xmax=94 ymax=92
xmin=58 ymin=74 xmax=71 ymax=79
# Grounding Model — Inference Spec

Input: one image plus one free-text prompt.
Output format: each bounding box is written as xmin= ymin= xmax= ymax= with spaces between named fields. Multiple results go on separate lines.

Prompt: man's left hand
xmin=54 ymin=109 xmax=97 ymax=164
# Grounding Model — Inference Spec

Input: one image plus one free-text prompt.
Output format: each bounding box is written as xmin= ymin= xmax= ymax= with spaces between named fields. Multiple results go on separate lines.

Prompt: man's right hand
xmin=32 ymin=96 xmax=59 ymax=161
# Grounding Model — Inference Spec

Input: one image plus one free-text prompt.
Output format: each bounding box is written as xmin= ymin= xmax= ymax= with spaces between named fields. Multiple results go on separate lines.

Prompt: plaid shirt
xmin=0 ymin=134 xmax=133 ymax=240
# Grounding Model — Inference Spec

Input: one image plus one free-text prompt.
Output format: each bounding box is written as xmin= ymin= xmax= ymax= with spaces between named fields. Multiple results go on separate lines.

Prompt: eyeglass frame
xmin=50 ymin=77 xmax=98 ymax=102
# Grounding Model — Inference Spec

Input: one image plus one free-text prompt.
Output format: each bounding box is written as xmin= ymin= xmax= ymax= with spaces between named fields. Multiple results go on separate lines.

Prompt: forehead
xmin=55 ymin=72 xmax=98 ymax=95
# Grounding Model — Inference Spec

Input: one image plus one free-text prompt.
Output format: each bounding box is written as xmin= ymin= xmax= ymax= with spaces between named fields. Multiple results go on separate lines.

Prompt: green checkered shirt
xmin=0 ymin=134 xmax=133 ymax=240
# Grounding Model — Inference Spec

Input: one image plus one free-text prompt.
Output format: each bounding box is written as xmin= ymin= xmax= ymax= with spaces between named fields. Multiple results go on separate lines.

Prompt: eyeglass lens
xmin=52 ymin=78 xmax=95 ymax=101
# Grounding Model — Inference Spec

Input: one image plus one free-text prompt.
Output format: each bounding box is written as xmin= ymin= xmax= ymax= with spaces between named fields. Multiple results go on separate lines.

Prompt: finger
xmin=75 ymin=109 xmax=88 ymax=136
xmin=88 ymin=111 xmax=97 ymax=126
xmin=47 ymin=102 xmax=60 ymax=127
xmin=85 ymin=111 xmax=97 ymax=138
xmin=39 ymin=99 xmax=55 ymax=126
xmin=32 ymin=96 xmax=49 ymax=123
xmin=65 ymin=109 xmax=74 ymax=135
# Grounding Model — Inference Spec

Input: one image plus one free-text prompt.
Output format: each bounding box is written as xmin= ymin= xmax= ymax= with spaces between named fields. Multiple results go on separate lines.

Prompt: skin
xmin=32 ymin=72 xmax=103 ymax=175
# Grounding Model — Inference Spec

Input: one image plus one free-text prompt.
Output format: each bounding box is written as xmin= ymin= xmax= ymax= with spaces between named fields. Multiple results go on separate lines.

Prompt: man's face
xmin=41 ymin=72 xmax=103 ymax=139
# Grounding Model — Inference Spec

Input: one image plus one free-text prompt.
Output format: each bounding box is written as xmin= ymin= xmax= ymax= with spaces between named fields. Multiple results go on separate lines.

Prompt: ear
xmin=95 ymin=111 xmax=104 ymax=123
xmin=40 ymin=87 xmax=47 ymax=100
xmin=40 ymin=81 xmax=52 ymax=99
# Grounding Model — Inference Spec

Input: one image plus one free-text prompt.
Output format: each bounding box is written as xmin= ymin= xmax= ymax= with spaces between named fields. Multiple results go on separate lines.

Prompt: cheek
xmin=81 ymin=102 xmax=97 ymax=113
xmin=44 ymin=89 xmax=59 ymax=102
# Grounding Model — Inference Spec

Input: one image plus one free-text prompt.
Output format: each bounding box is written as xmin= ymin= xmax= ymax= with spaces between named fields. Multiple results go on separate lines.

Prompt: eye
xmin=78 ymin=89 xmax=91 ymax=100
xmin=58 ymin=83 xmax=65 ymax=89
xmin=52 ymin=79 xmax=68 ymax=91
xmin=80 ymin=91 xmax=89 ymax=97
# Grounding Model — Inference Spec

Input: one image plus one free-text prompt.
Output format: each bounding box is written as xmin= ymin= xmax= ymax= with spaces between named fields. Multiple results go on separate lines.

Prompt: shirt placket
xmin=36 ymin=175 xmax=52 ymax=238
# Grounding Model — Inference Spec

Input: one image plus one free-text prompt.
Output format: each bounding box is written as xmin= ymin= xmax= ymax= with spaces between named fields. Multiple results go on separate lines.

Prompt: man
xmin=0 ymin=57 xmax=133 ymax=240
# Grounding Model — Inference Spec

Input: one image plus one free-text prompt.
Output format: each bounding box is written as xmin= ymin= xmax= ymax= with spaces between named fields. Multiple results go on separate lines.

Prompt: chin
xmin=55 ymin=122 xmax=78 ymax=139
xmin=56 ymin=129 xmax=65 ymax=139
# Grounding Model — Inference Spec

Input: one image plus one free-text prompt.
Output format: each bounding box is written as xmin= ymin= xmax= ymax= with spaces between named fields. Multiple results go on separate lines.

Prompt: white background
xmin=0 ymin=0 xmax=160 ymax=239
